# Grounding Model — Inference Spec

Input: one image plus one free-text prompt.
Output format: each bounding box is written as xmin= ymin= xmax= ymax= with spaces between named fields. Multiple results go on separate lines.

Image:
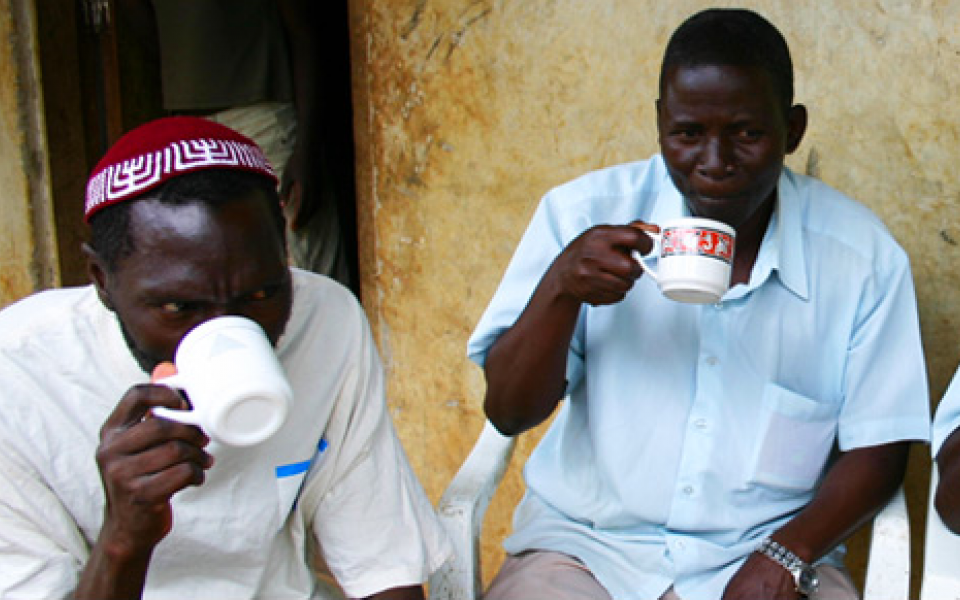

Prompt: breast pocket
xmin=747 ymin=384 xmax=840 ymax=493
xmin=275 ymin=439 xmax=328 ymax=524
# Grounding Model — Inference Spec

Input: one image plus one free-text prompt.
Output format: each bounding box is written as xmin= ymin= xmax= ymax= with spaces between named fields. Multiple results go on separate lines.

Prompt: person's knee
xmin=484 ymin=551 xmax=612 ymax=600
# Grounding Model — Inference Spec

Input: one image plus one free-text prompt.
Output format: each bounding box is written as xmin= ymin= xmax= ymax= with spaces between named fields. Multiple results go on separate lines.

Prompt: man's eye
xmin=159 ymin=301 xmax=191 ymax=314
xmin=671 ymin=128 xmax=701 ymax=141
xmin=248 ymin=285 xmax=281 ymax=302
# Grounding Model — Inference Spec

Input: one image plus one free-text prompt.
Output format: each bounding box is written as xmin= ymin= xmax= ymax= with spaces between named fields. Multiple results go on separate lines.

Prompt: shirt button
xmin=705 ymin=356 xmax=719 ymax=366
xmin=682 ymin=485 xmax=694 ymax=495
xmin=694 ymin=418 xmax=708 ymax=429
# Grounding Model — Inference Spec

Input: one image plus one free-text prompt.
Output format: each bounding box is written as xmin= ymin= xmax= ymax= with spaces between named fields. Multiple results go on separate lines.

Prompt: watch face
xmin=798 ymin=566 xmax=820 ymax=595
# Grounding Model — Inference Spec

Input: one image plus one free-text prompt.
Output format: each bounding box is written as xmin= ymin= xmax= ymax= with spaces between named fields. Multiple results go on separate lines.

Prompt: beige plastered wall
xmin=0 ymin=0 xmax=57 ymax=309
xmin=348 ymin=0 xmax=960 ymax=594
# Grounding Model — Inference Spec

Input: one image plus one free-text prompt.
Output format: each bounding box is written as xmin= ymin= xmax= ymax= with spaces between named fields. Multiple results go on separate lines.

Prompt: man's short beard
xmin=116 ymin=316 xmax=165 ymax=375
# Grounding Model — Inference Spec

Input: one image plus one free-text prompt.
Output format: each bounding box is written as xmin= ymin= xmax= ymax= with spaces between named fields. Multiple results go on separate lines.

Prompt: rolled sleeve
xmin=934 ymin=369 xmax=960 ymax=456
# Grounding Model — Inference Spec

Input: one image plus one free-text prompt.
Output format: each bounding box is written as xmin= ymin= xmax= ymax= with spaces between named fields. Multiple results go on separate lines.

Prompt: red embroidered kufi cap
xmin=84 ymin=116 xmax=278 ymax=221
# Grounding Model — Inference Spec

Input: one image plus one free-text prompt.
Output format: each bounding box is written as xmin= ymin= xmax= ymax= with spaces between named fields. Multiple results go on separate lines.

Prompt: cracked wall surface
xmin=0 ymin=0 xmax=58 ymax=308
xmin=349 ymin=0 xmax=960 ymax=591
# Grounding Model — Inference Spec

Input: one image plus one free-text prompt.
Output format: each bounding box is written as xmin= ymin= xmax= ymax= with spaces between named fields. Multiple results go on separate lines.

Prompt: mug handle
xmin=151 ymin=373 xmax=201 ymax=426
xmin=631 ymin=232 xmax=662 ymax=283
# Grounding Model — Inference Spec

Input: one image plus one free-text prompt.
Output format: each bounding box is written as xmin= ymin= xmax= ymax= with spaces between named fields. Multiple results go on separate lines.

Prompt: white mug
xmin=152 ymin=316 xmax=292 ymax=447
xmin=632 ymin=217 xmax=736 ymax=304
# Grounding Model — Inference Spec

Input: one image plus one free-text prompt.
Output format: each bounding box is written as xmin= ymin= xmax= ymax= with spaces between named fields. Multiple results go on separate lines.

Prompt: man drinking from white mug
xmin=0 ymin=117 xmax=450 ymax=599
xmin=468 ymin=8 xmax=929 ymax=600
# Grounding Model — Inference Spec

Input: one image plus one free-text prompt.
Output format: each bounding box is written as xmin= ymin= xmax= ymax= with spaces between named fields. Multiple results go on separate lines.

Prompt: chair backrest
xmin=920 ymin=469 xmax=960 ymax=600
xmin=863 ymin=486 xmax=910 ymax=600
xmin=428 ymin=420 xmax=517 ymax=600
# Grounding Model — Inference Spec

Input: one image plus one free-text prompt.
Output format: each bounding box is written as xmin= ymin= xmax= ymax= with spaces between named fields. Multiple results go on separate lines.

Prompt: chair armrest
xmin=863 ymin=486 xmax=910 ymax=600
xmin=428 ymin=420 xmax=517 ymax=600
xmin=920 ymin=470 xmax=960 ymax=600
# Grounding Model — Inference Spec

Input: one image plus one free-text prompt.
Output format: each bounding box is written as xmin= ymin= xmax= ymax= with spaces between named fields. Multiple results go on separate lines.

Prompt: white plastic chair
xmin=429 ymin=420 xmax=911 ymax=600
xmin=919 ymin=469 xmax=960 ymax=600
xmin=429 ymin=421 xmax=517 ymax=600
xmin=863 ymin=485 xmax=911 ymax=600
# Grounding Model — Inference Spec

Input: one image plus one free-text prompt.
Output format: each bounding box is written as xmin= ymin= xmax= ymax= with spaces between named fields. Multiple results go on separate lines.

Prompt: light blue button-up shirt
xmin=934 ymin=369 xmax=960 ymax=456
xmin=467 ymin=155 xmax=930 ymax=600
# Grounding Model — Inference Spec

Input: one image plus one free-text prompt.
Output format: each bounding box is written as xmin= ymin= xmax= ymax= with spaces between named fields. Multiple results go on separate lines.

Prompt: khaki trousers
xmin=484 ymin=550 xmax=859 ymax=600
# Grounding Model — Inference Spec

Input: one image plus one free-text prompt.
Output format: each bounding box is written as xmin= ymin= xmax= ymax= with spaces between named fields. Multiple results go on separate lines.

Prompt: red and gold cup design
xmin=662 ymin=227 xmax=735 ymax=265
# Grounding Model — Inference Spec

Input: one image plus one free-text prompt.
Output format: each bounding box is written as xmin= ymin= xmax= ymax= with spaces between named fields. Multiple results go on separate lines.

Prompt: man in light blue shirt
xmin=468 ymin=9 xmax=929 ymax=600
xmin=933 ymin=369 xmax=960 ymax=534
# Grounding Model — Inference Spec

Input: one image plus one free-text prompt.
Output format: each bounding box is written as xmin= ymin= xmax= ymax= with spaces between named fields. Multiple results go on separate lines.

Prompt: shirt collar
xmin=764 ymin=168 xmax=809 ymax=301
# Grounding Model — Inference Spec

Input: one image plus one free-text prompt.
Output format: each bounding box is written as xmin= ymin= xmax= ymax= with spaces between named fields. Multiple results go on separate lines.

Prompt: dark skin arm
xmin=483 ymin=222 xmax=657 ymax=435
xmin=275 ymin=0 xmax=324 ymax=231
xmin=366 ymin=586 xmax=425 ymax=599
xmin=935 ymin=426 xmax=960 ymax=533
xmin=75 ymin=383 xmax=214 ymax=600
xmin=723 ymin=441 xmax=910 ymax=600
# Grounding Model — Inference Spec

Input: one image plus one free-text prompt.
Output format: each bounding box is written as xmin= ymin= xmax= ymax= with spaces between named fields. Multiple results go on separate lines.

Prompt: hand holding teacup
xmin=549 ymin=223 xmax=658 ymax=307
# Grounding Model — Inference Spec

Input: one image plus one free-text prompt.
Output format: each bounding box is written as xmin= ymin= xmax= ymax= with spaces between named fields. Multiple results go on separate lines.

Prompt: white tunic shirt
xmin=0 ymin=269 xmax=450 ymax=599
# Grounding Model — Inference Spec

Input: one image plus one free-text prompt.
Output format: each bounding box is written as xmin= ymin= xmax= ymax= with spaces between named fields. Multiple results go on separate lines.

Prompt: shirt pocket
xmin=747 ymin=383 xmax=840 ymax=493
xmin=275 ymin=439 xmax=328 ymax=524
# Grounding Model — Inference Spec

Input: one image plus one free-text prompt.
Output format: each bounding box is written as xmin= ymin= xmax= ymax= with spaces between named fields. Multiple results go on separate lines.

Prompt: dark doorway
xmin=35 ymin=1 xmax=359 ymax=293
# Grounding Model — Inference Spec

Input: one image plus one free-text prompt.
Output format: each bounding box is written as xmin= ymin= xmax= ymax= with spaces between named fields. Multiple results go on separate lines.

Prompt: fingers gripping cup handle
xmin=631 ymin=232 xmax=662 ymax=283
xmin=151 ymin=373 xmax=203 ymax=427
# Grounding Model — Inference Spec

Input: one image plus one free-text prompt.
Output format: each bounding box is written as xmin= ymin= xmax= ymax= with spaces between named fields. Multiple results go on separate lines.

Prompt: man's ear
xmin=82 ymin=243 xmax=114 ymax=312
xmin=785 ymin=104 xmax=808 ymax=154
xmin=655 ymin=98 xmax=664 ymax=144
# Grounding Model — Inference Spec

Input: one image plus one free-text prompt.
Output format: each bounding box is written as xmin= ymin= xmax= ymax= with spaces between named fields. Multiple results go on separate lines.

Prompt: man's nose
xmin=698 ymin=135 xmax=735 ymax=178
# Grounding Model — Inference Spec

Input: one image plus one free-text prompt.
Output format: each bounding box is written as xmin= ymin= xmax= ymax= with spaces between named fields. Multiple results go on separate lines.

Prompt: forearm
xmin=769 ymin=441 xmax=910 ymax=563
xmin=484 ymin=266 xmax=582 ymax=435
xmin=75 ymin=532 xmax=153 ymax=600
xmin=935 ymin=427 xmax=960 ymax=533
xmin=76 ymin=382 xmax=211 ymax=600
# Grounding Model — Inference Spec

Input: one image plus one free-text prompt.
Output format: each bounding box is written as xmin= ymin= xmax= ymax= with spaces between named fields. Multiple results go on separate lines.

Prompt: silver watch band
xmin=755 ymin=537 xmax=820 ymax=597
xmin=756 ymin=537 xmax=805 ymax=572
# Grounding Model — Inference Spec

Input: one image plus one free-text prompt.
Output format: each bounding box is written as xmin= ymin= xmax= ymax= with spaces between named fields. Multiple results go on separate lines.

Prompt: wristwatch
xmin=755 ymin=537 xmax=820 ymax=597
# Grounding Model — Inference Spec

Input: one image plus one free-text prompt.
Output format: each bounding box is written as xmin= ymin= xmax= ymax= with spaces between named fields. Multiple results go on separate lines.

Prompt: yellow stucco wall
xmin=0 ymin=0 xmax=58 ymax=308
xmin=349 ymin=0 xmax=960 ymax=593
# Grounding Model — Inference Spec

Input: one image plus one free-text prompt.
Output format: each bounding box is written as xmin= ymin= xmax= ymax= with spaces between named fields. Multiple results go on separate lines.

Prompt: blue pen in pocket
xmin=275 ymin=438 xmax=328 ymax=521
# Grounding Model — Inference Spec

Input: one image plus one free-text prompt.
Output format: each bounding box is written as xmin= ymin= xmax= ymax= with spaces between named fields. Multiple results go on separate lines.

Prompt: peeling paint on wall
xmin=0 ymin=0 xmax=59 ymax=308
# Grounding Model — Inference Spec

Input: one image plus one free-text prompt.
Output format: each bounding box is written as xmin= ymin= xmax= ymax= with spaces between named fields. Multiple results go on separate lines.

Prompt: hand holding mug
xmin=95 ymin=378 xmax=214 ymax=556
xmin=552 ymin=223 xmax=658 ymax=307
